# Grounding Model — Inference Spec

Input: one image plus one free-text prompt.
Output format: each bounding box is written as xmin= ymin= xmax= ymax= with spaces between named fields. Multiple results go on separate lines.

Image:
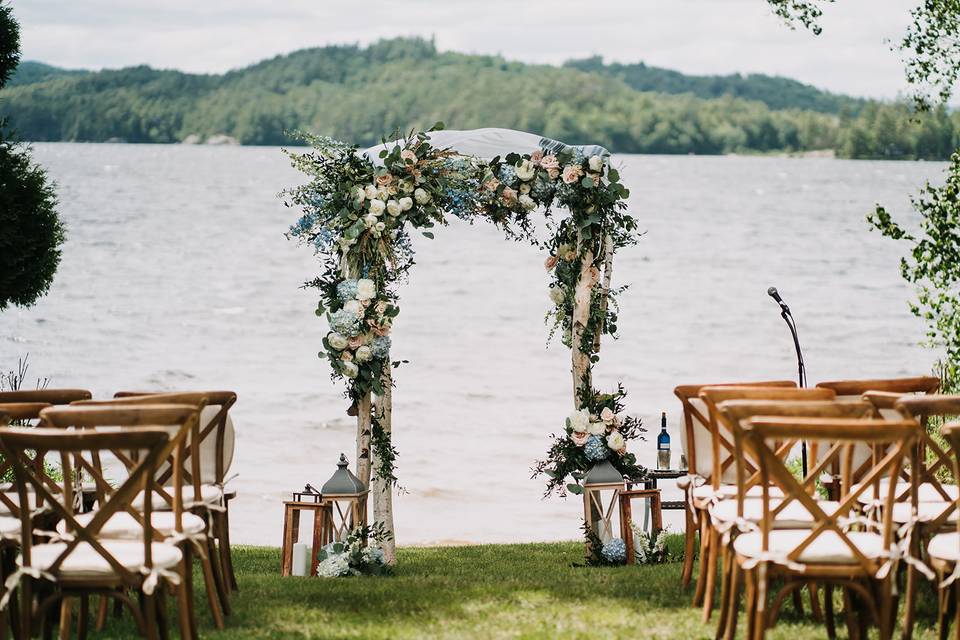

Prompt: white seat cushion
xmin=693 ymin=484 xmax=785 ymax=503
xmin=28 ymin=540 xmax=182 ymax=578
xmin=853 ymin=481 xmax=958 ymax=504
xmin=56 ymin=511 xmax=206 ymax=540
xmin=0 ymin=516 xmax=20 ymax=538
xmin=734 ymin=529 xmax=886 ymax=564
xmin=928 ymin=532 xmax=960 ymax=562
xmin=711 ymin=499 xmax=840 ymax=529
xmin=130 ymin=484 xmax=223 ymax=511
xmin=889 ymin=502 xmax=957 ymax=525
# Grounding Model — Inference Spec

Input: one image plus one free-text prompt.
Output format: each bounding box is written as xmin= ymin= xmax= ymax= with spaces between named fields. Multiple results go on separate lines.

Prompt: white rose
xmin=363 ymin=214 xmax=378 ymax=228
xmin=354 ymin=187 xmax=366 ymax=202
xmin=519 ymin=183 xmax=531 ymax=194
xmin=588 ymin=421 xmax=606 ymax=436
xmin=355 ymin=345 xmax=373 ymax=362
xmin=568 ymin=408 xmax=591 ymax=434
xmin=327 ymin=332 xmax=348 ymax=350
xmin=606 ymin=431 xmax=625 ymax=451
xmin=399 ymin=196 xmax=413 ymax=211
xmin=400 ymin=180 xmax=414 ymax=194
xmin=375 ymin=221 xmax=386 ymax=233
xmin=588 ymin=155 xmax=604 ymax=172
xmin=343 ymin=299 xmax=363 ymax=316
xmin=519 ymin=194 xmax=536 ymax=211
xmin=515 ymin=159 xmax=536 ymax=181
xmin=377 ymin=185 xmax=390 ymax=200
xmin=368 ymin=199 xmax=385 ymax=216
xmin=364 ymin=185 xmax=378 ymax=200
xmin=414 ymin=188 xmax=431 ymax=204
xmin=341 ymin=361 xmax=359 ymax=379
xmin=600 ymin=407 xmax=615 ymax=424
xmin=356 ymin=279 xmax=376 ymax=301
xmin=386 ymin=199 xmax=401 ymax=217
xmin=548 ymin=284 xmax=565 ymax=304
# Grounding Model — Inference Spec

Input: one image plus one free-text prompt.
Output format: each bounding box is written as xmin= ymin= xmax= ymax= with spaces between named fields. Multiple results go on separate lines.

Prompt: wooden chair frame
xmin=932 ymin=422 xmax=960 ymax=640
xmin=673 ymin=380 xmax=796 ymax=590
xmin=114 ymin=390 xmax=239 ymax=594
xmin=73 ymin=392 xmax=232 ymax=632
xmin=738 ymin=417 xmax=919 ymax=640
xmin=0 ymin=416 xmax=182 ymax=640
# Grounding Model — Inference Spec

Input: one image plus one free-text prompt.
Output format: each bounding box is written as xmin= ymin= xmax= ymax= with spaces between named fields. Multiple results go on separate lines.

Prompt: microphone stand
xmin=776 ymin=302 xmax=808 ymax=474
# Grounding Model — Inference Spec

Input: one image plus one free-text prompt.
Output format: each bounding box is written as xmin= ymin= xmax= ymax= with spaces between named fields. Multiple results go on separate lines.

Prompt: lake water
xmin=0 ymin=143 xmax=943 ymax=546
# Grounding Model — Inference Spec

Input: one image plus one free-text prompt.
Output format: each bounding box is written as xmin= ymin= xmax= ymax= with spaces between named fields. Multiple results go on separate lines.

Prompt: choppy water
xmin=0 ymin=143 xmax=942 ymax=545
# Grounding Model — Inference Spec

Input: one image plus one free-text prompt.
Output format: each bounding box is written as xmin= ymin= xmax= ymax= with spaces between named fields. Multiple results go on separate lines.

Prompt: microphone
xmin=767 ymin=286 xmax=790 ymax=314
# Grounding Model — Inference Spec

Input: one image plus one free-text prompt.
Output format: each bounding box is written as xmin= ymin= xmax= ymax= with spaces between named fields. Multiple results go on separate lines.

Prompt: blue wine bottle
xmin=657 ymin=411 xmax=671 ymax=470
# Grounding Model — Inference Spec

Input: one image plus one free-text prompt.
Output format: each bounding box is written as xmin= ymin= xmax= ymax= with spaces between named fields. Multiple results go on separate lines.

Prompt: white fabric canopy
xmin=361 ymin=127 xmax=608 ymax=166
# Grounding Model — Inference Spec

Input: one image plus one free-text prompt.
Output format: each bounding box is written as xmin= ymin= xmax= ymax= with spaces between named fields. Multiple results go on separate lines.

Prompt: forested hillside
xmin=1 ymin=37 xmax=956 ymax=159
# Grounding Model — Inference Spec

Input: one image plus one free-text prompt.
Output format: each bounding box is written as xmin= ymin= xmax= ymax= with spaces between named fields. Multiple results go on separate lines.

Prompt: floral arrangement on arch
xmin=284 ymin=123 xmax=643 ymax=493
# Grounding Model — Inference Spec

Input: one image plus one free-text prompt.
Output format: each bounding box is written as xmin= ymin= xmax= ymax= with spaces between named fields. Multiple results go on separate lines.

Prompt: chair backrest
xmin=0 ymin=402 xmax=58 ymax=515
xmin=940 ymin=422 xmax=960 ymax=539
xmin=743 ymin=416 xmax=919 ymax=573
xmin=716 ymin=399 xmax=875 ymax=510
xmin=0 ymin=389 xmax=92 ymax=405
xmin=0 ymin=417 xmax=175 ymax=587
xmin=699 ymin=387 xmax=836 ymax=488
xmin=114 ymin=390 xmax=237 ymax=484
xmin=817 ymin=377 xmax=940 ymax=418
xmin=72 ymin=393 xmax=210 ymax=508
xmin=674 ymin=380 xmax=796 ymax=480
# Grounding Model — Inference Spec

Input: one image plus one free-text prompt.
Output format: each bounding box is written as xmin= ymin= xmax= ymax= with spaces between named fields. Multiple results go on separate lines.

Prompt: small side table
xmin=619 ymin=488 xmax=663 ymax=565
xmin=280 ymin=501 xmax=333 ymax=576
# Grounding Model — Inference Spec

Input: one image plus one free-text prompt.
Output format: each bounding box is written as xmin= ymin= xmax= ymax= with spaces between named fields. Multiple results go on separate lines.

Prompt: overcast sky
xmin=15 ymin=0 xmax=920 ymax=100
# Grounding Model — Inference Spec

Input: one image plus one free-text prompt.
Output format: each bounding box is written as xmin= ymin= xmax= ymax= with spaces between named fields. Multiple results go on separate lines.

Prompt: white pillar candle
xmin=292 ymin=542 xmax=309 ymax=576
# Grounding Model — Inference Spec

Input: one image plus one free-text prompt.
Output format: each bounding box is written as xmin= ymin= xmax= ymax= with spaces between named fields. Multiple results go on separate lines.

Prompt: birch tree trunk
xmin=593 ymin=233 xmax=614 ymax=354
xmin=356 ymin=394 xmax=372 ymax=486
xmin=372 ymin=365 xmax=397 ymax=565
xmin=570 ymin=230 xmax=595 ymax=409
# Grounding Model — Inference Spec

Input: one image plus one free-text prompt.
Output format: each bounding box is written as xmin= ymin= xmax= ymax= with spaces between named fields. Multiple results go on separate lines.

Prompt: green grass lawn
xmin=91 ymin=538 xmax=943 ymax=639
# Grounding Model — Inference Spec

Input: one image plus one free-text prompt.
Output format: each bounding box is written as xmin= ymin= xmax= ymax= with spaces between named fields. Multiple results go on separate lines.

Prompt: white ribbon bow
xmin=139 ymin=565 xmax=181 ymax=596
xmin=0 ymin=567 xmax=54 ymax=610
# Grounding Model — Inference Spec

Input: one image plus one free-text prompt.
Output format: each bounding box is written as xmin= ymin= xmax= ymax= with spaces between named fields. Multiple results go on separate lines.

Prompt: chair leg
xmin=714 ymin=544 xmax=733 ymax=638
xmin=807 ymin=582 xmax=822 ymax=622
xmin=143 ymin=592 xmax=159 ymax=640
xmin=176 ymin=545 xmax=196 ymax=640
xmin=77 ymin=595 xmax=89 ymax=640
xmin=791 ymin=588 xmax=804 ymax=618
xmin=199 ymin=545 xmax=226 ymax=630
xmin=57 ymin=598 xmax=72 ymax=640
xmin=95 ymin=595 xmax=108 ymax=631
xmin=216 ymin=508 xmax=238 ymax=592
xmin=744 ymin=568 xmax=758 ymax=640
xmin=953 ymin=582 xmax=960 ymax=640
xmin=693 ymin=513 xmax=710 ymax=606
xmin=703 ymin=526 xmax=720 ymax=622
xmin=722 ymin=560 xmax=742 ymax=640
xmin=681 ymin=502 xmax=697 ymax=588
xmin=902 ymin=561 xmax=918 ymax=640
xmin=824 ymin=583 xmax=836 ymax=640
xmin=206 ymin=536 xmax=231 ymax=616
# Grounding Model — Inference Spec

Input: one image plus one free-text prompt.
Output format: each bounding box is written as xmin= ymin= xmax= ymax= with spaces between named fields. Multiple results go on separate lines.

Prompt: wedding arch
xmin=284 ymin=125 xmax=644 ymax=562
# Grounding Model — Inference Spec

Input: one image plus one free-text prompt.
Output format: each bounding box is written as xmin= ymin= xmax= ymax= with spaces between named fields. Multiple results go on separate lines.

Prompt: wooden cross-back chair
xmin=0 ymin=402 xmax=62 ymax=521
xmin=0 ymin=390 xmax=92 ymax=406
xmin=113 ymin=390 xmax=239 ymax=594
xmin=929 ymin=422 xmax=960 ymax=640
xmin=865 ymin=393 xmax=960 ymax=640
xmin=686 ymin=386 xmax=836 ymax=619
xmin=734 ymin=417 xmax=919 ymax=640
xmin=0 ymin=408 xmax=189 ymax=640
xmin=674 ymin=380 xmax=796 ymax=589
xmin=72 ymin=392 xmax=232 ymax=632
xmin=712 ymin=399 xmax=876 ymax=640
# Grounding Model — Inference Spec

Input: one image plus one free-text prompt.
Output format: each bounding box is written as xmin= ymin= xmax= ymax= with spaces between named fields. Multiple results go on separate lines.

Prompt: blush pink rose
xmin=562 ymin=165 xmax=583 ymax=184
xmin=376 ymin=173 xmax=393 ymax=186
xmin=400 ymin=149 xmax=417 ymax=164
xmin=530 ymin=149 xmax=544 ymax=164
xmin=540 ymin=155 xmax=559 ymax=170
xmin=544 ymin=255 xmax=558 ymax=270
xmin=571 ymin=432 xmax=590 ymax=446
xmin=547 ymin=168 xmax=560 ymax=180
xmin=348 ymin=336 xmax=364 ymax=349
xmin=484 ymin=179 xmax=500 ymax=192
xmin=501 ymin=187 xmax=517 ymax=204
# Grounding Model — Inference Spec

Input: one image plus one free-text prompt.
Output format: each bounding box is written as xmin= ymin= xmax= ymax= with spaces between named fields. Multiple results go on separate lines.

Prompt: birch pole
xmin=372 ymin=365 xmax=397 ymax=565
xmin=341 ymin=258 xmax=373 ymax=487
xmin=593 ymin=233 xmax=614 ymax=354
xmin=570 ymin=230 xmax=595 ymax=410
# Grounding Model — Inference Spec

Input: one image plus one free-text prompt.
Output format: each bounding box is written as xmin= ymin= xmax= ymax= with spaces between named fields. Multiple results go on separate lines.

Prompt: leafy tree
xmin=0 ymin=2 xmax=64 ymax=310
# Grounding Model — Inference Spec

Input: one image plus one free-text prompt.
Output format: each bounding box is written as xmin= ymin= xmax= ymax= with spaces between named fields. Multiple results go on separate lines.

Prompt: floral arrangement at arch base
xmin=284 ymin=122 xmax=643 ymax=495
xmin=316 ymin=523 xmax=393 ymax=577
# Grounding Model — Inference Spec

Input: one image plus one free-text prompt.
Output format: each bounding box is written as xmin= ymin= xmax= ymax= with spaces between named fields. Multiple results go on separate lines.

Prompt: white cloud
xmin=16 ymin=0 xmax=919 ymax=99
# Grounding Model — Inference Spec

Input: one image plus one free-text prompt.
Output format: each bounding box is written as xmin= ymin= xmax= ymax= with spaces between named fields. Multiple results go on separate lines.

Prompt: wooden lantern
xmin=582 ymin=459 xmax=625 ymax=551
xmin=321 ymin=453 xmax=369 ymax=541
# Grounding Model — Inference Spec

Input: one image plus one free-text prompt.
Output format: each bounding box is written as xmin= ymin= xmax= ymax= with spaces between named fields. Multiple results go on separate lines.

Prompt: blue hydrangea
xmin=312 ymin=228 xmax=334 ymax=253
xmin=601 ymin=537 xmax=627 ymax=564
xmin=584 ymin=435 xmax=609 ymax=461
xmin=530 ymin=176 xmax=555 ymax=201
xmin=497 ymin=164 xmax=517 ymax=185
xmin=571 ymin=148 xmax=586 ymax=164
xmin=329 ymin=308 xmax=360 ymax=336
xmin=289 ymin=212 xmax=316 ymax=238
xmin=371 ymin=336 xmax=391 ymax=359
xmin=336 ymin=279 xmax=359 ymax=301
